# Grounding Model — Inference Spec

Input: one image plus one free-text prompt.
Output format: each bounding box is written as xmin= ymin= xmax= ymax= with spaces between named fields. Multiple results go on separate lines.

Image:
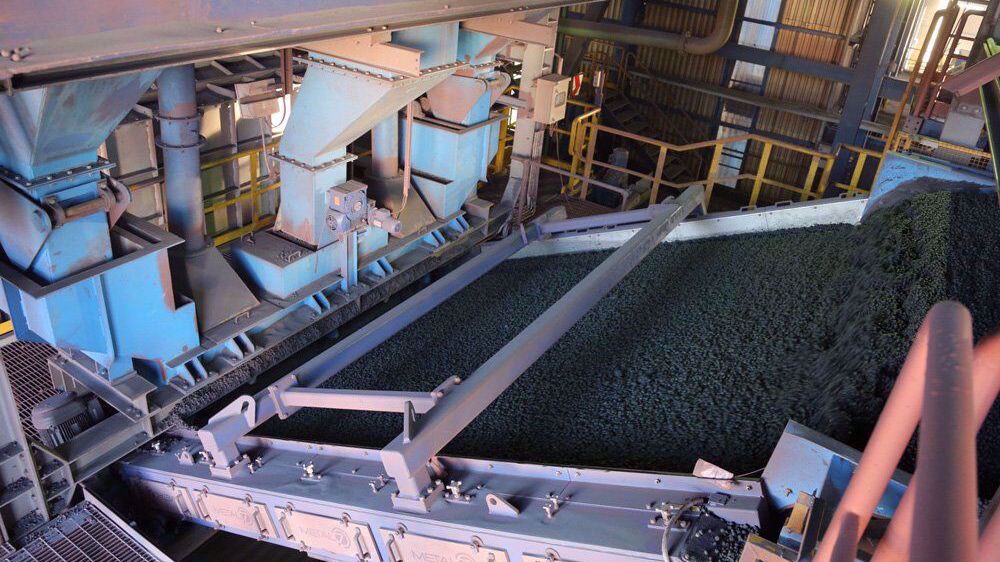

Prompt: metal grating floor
xmin=0 ymin=343 xmax=59 ymax=444
xmin=3 ymin=501 xmax=163 ymax=562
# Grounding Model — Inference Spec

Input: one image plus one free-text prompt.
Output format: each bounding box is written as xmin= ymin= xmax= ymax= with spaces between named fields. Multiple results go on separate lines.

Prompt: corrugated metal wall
xmin=636 ymin=0 xmax=726 ymax=144
xmin=747 ymin=0 xmax=867 ymax=203
xmin=572 ymin=0 xmax=873 ymax=205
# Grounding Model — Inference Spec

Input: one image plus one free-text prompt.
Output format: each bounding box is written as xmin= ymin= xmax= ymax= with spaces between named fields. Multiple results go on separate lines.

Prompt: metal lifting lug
xmin=543 ymin=494 xmax=561 ymax=519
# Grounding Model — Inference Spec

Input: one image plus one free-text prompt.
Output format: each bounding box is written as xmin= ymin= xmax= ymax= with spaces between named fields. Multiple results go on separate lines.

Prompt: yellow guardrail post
xmin=750 ymin=142 xmax=772 ymax=207
xmin=579 ymin=122 xmax=599 ymax=201
xmin=705 ymin=143 xmax=724 ymax=210
xmin=494 ymin=106 xmax=511 ymax=174
xmin=650 ymin=146 xmax=667 ymax=206
xmin=848 ymin=151 xmax=868 ymax=195
xmin=801 ymin=156 xmax=820 ymax=201
xmin=817 ymin=156 xmax=834 ymax=197
xmin=564 ymin=107 xmax=601 ymax=195
xmin=248 ymin=150 xmax=260 ymax=234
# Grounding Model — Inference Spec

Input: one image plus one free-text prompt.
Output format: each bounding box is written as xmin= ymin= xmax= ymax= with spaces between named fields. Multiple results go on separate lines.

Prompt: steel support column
xmin=500 ymin=41 xmax=554 ymax=224
xmin=157 ymin=65 xmax=207 ymax=252
xmin=828 ymin=0 xmax=907 ymax=189
xmin=381 ymin=187 xmax=703 ymax=508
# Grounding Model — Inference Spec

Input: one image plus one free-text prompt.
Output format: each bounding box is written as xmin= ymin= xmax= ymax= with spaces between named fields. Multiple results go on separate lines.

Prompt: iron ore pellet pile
xmin=258 ymin=190 xmax=1000 ymax=501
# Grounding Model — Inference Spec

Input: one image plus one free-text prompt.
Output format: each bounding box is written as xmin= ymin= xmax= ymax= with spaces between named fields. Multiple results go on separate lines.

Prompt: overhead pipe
xmin=913 ymin=3 xmax=960 ymax=119
xmin=559 ymin=0 xmax=738 ymax=56
xmin=884 ymin=9 xmax=947 ymax=152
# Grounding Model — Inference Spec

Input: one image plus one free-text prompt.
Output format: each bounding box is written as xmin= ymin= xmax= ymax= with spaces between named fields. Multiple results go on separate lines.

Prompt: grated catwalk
xmin=257 ymin=191 xmax=1000 ymax=502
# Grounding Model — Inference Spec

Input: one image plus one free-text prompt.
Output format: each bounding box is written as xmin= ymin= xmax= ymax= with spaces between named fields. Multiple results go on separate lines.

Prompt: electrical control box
xmin=533 ymin=74 xmax=571 ymax=125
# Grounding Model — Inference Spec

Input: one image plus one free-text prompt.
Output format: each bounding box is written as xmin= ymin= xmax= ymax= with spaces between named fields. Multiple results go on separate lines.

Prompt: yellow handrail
xmin=563 ymin=107 xmax=602 ymax=193
xmin=201 ymin=142 xmax=281 ymax=246
xmin=0 ymin=319 xmax=11 ymax=337
xmin=563 ymin=120 xmax=876 ymax=209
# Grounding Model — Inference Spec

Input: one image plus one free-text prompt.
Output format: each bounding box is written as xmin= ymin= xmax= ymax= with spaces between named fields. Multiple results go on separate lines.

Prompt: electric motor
xmin=31 ymin=392 xmax=103 ymax=448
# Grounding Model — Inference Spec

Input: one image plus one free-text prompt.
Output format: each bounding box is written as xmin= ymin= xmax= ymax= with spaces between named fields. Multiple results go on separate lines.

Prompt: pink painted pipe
xmin=983 ymin=503 xmax=1000 ymax=562
xmin=910 ymin=302 xmax=976 ymax=562
xmin=812 ymin=317 xmax=932 ymax=562
xmin=872 ymin=335 xmax=1000 ymax=562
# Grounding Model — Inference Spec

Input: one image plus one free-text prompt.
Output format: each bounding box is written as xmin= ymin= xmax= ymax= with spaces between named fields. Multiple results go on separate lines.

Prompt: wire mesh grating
xmin=0 ymin=343 xmax=59 ymax=444
xmin=3 ymin=501 xmax=162 ymax=562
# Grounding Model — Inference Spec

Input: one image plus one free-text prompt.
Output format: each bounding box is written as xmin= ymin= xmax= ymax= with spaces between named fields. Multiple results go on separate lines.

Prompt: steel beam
xmin=157 ymin=65 xmax=207 ymax=252
xmin=121 ymin=433 xmax=765 ymax=562
xmin=831 ymin=0 xmax=905 ymax=151
xmin=0 ymin=1 xmax=580 ymax=93
xmin=279 ymin=388 xmax=439 ymax=414
xmin=381 ymin=187 xmax=703 ymax=508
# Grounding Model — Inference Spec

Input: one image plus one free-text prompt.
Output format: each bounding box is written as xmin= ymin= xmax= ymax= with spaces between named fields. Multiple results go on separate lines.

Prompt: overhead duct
xmin=559 ymin=0 xmax=738 ymax=55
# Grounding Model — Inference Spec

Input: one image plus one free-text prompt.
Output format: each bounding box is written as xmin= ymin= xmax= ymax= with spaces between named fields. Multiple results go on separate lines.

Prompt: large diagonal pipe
xmin=814 ymin=302 xmax=982 ymax=562
xmin=559 ymin=0 xmax=737 ymax=56
xmin=871 ymin=335 xmax=1000 ymax=561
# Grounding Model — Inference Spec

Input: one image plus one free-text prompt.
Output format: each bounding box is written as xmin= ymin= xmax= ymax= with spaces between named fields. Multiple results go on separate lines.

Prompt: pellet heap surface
xmin=258 ymin=190 xmax=1000 ymax=499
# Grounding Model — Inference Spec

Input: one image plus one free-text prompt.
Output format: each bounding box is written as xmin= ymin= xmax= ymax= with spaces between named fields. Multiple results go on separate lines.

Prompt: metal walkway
xmin=1 ymin=500 xmax=169 ymax=562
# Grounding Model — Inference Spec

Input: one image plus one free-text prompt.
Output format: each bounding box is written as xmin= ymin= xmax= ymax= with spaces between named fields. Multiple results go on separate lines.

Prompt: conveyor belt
xmin=257 ymin=191 xmax=1000 ymax=498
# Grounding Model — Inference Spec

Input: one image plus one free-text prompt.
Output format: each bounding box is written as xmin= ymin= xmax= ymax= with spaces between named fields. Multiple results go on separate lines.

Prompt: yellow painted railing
xmin=0 ymin=319 xmax=11 ymax=337
xmin=564 ymin=121 xmax=876 ymax=210
xmin=889 ymin=132 xmax=992 ymax=171
xmin=492 ymin=104 xmax=515 ymax=176
xmin=201 ymin=142 xmax=281 ymax=246
xmin=552 ymin=104 xmax=602 ymax=193
xmin=832 ymin=144 xmax=881 ymax=196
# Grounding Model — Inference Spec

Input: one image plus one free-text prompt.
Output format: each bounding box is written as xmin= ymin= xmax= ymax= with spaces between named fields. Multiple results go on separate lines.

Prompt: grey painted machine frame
xmin=120 ymin=193 xmax=878 ymax=561
xmin=120 ymin=432 xmax=765 ymax=562
xmin=196 ymin=190 xmax=702 ymax=500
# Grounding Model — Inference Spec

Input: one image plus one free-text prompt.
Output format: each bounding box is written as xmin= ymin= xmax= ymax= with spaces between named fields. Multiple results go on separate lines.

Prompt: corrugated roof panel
xmin=643 ymin=0 xmax=718 ymax=34
xmin=566 ymin=0 xmax=624 ymax=20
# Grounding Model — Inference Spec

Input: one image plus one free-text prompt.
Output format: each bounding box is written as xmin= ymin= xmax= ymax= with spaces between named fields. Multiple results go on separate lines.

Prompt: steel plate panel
xmin=380 ymin=529 xmax=510 ymax=562
xmin=278 ymin=507 xmax=382 ymax=561
xmin=199 ymin=491 xmax=277 ymax=539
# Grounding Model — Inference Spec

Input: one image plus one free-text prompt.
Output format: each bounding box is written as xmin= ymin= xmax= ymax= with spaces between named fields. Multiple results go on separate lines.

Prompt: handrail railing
xmin=0 ymin=318 xmax=11 ymax=337
xmin=200 ymin=141 xmax=281 ymax=246
xmin=565 ymin=120 xmax=874 ymax=210
xmin=560 ymin=105 xmax=602 ymax=193
xmin=832 ymin=144 xmax=882 ymax=196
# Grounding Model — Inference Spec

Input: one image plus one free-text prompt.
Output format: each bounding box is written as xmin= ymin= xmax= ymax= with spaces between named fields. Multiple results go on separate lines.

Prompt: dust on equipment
xmin=0 ymin=1 xmax=997 ymax=561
